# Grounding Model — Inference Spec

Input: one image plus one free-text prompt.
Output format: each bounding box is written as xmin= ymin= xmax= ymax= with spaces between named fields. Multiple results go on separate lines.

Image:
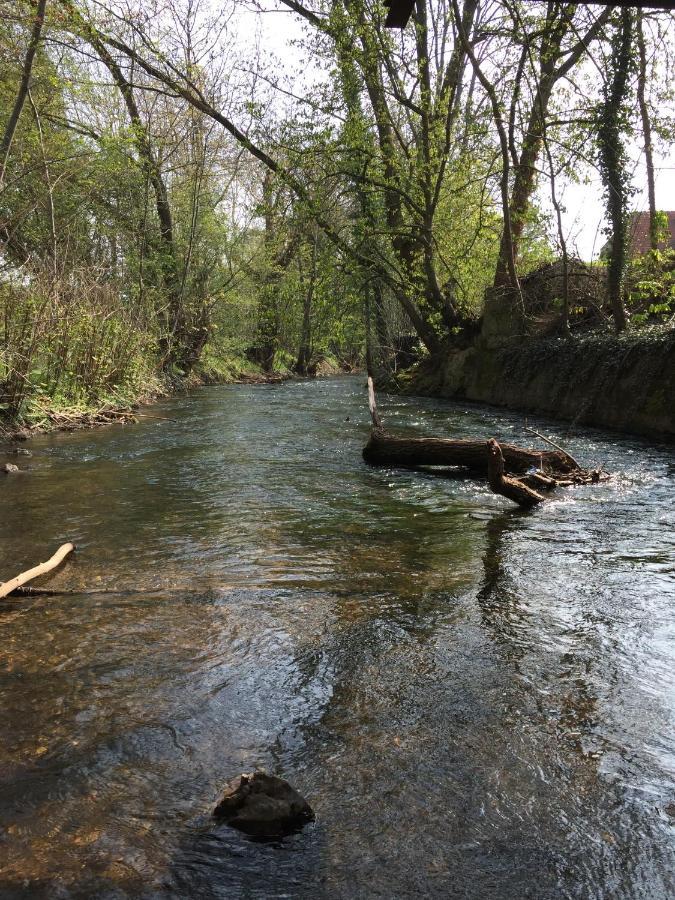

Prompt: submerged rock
xmin=12 ymin=448 xmax=32 ymax=456
xmin=213 ymin=772 xmax=314 ymax=838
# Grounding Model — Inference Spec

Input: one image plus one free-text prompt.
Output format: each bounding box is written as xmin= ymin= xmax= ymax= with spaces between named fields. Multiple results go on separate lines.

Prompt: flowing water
xmin=0 ymin=376 xmax=674 ymax=899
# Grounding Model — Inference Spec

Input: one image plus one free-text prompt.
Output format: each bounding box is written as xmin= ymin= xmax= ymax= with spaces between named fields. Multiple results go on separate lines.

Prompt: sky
xmin=236 ymin=2 xmax=675 ymax=261
xmin=556 ymin=155 xmax=675 ymax=260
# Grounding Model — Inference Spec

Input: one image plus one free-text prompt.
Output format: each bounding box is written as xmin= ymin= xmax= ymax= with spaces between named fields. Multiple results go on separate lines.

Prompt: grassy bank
xmin=0 ymin=341 xmax=269 ymax=441
xmin=0 ymin=337 xmax=354 ymax=442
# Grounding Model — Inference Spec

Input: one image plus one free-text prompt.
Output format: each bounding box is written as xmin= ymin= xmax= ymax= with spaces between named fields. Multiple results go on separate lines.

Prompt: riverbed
xmin=1 ymin=376 xmax=674 ymax=898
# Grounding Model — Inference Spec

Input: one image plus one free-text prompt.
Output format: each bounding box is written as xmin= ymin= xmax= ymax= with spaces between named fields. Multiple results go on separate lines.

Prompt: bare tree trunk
xmin=636 ymin=10 xmax=658 ymax=252
xmin=253 ymin=173 xmax=298 ymax=374
xmin=295 ymin=229 xmax=317 ymax=375
xmin=0 ymin=0 xmax=48 ymax=189
xmin=486 ymin=439 xmax=544 ymax=507
xmin=363 ymin=429 xmax=574 ymax=475
xmin=470 ymin=3 xmax=610 ymax=291
xmin=26 ymin=87 xmax=57 ymax=275
xmin=451 ymin=0 xmax=520 ymax=296
xmin=542 ymin=127 xmax=570 ymax=334
xmin=89 ymin=36 xmax=183 ymax=363
xmin=598 ymin=7 xmax=633 ymax=333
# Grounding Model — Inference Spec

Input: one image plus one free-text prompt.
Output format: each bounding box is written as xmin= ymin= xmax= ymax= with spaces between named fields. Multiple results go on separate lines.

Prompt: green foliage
xmin=0 ymin=271 xmax=154 ymax=423
xmin=627 ymin=249 xmax=675 ymax=325
xmin=1 ymin=0 xmax=673 ymax=428
xmin=595 ymin=7 xmax=637 ymax=327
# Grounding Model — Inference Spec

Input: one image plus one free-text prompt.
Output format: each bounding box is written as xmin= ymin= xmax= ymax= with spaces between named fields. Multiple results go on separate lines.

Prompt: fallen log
xmin=487 ymin=439 xmax=544 ymax=507
xmin=518 ymin=471 xmax=558 ymax=491
xmin=363 ymin=428 xmax=573 ymax=475
xmin=0 ymin=542 xmax=75 ymax=599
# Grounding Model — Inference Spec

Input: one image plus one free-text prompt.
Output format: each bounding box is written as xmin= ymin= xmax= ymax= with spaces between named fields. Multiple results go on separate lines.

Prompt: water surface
xmin=1 ymin=377 xmax=674 ymax=898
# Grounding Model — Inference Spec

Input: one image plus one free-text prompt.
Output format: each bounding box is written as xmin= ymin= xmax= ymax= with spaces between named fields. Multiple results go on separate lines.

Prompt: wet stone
xmin=213 ymin=772 xmax=314 ymax=838
xmin=2 ymin=463 xmax=19 ymax=473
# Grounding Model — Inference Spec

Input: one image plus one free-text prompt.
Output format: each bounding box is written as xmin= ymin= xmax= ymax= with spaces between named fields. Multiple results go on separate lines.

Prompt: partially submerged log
xmin=0 ymin=542 xmax=75 ymax=599
xmin=486 ymin=439 xmax=544 ymax=507
xmin=363 ymin=428 xmax=573 ymax=475
xmin=362 ymin=378 xmax=605 ymax=507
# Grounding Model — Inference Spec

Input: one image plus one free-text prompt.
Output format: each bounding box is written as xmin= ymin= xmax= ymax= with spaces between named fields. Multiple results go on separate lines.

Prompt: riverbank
xmin=407 ymin=326 xmax=675 ymax=441
xmin=0 ymin=355 xmax=267 ymax=443
xmin=0 ymin=352 xmax=358 ymax=443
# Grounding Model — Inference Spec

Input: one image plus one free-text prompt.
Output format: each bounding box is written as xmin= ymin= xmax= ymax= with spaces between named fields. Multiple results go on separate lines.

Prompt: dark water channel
xmin=1 ymin=376 xmax=674 ymax=899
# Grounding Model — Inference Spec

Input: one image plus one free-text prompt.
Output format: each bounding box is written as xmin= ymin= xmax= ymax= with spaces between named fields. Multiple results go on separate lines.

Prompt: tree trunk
xmin=636 ymin=10 xmax=658 ymax=252
xmin=598 ymin=7 xmax=633 ymax=333
xmin=295 ymin=230 xmax=317 ymax=375
xmin=90 ymin=36 xmax=184 ymax=365
xmin=363 ymin=429 xmax=574 ymax=475
xmin=493 ymin=78 xmax=555 ymax=288
xmin=0 ymin=0 xmax=48 ymax=188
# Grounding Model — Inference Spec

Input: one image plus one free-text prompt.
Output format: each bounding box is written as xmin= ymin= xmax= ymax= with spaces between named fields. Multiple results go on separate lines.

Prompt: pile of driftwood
xmin=363 ymin=378 xmax=605 ymax=508
xmin=40 ymin=406 xmax=138 ymax=431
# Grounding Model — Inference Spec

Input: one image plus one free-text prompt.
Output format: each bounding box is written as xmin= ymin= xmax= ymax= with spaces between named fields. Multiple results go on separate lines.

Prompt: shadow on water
xmin=1 ymin=377 xmax=674 ymax=898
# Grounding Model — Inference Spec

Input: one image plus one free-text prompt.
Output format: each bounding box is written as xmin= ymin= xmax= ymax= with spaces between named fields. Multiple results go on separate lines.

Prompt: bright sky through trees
xmin=238 ymin=0 xmax=675 ymax=260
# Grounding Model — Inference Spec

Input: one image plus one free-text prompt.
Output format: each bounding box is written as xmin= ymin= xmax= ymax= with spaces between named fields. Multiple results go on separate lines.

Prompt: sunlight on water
xmin=1 ymin=377 xmax=674 ymax=899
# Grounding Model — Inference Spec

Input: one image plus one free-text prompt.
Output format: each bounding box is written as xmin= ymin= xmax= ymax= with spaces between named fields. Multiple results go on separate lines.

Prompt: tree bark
xmin=598 ymin=7 xmax=633 ymax=333
xmin=295 ymin=229 xmax=318 ymax=375
xmin=363 ymin=429 xmax=574 ymax=475
xmin=486 ymin=438 xmax=544 ymax=507
xmin=636 ymin=10 xmax=658 ymax=252
xmin=88 ymin=36 xmax=184 ymax=365
xmin=0 ymin=0 xmax=48 ymax=189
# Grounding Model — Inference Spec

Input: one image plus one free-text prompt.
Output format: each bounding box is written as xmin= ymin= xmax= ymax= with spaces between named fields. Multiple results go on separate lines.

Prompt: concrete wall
xmin=417 ymin=329 xmax=675 ymax=441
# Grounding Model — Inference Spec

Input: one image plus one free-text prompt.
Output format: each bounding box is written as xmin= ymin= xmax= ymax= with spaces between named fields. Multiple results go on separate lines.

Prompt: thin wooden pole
xmin=367 ymin=376 xmax=383 ymax=431
xmin=0 ymin=543 xmax=75 ymax=599
xmin=523 ymin=425 xmax=581 ymax=470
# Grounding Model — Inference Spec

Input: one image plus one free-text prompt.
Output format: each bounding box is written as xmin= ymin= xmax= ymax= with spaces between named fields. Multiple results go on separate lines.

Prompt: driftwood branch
xmin=367 ymin=376 xmax=383 ymax=430
xmin=518 ymin=471 xmax=558 ymax=491
xmin=487 ymin=439 xmax=544 ymax=507
xmin=0 ymin=542 xmax=75 ymax=599
xmin=524 ymin=425 xmax=581 ymax=470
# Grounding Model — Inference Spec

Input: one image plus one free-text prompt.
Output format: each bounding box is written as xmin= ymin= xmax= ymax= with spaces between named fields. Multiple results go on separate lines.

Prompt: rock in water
xmin=213 ymin=772 xmax=314 ymax=838
xmin=2 ymin=463 xmax=19 ymax=474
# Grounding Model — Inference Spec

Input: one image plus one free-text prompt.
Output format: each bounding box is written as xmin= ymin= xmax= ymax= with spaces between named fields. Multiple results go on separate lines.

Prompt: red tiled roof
xmin=630 ymin=210 xmax=675 ymax=256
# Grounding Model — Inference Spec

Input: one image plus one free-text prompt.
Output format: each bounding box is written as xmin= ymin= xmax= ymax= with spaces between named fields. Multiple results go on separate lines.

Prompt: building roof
xmin=630 ymin=210 xmax=675 ymax=256
xmin=384 ymin=1 xmax=675 ymax=29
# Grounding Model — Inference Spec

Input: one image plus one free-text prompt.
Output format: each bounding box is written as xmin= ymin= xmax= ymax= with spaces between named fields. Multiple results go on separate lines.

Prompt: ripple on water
xmin=0 ymin=377 xmax=674 ymax=899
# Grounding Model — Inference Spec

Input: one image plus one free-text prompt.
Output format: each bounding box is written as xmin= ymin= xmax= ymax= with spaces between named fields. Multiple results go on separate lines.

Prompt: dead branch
xmin=524 ymin=424 xmax=581 ymax=470
xmin=0 ymin=542 xmax=75 ymax=599
xmin=487 ymin=439 xmax=545 ymax=508
xmin=367 ymin=376 xmax=383 ymax=430
xmin=518 ymin=471 xmax=558 ymax=491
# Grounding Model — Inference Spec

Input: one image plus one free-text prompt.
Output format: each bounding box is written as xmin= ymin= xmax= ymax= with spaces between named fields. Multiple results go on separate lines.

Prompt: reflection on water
xmin=0 ymin=377 xmax=674 ymax=898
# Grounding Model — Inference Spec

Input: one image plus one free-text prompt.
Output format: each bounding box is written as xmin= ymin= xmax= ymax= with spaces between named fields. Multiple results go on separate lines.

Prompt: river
xmin=1 ymin=376 xmax=674 ymax=898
